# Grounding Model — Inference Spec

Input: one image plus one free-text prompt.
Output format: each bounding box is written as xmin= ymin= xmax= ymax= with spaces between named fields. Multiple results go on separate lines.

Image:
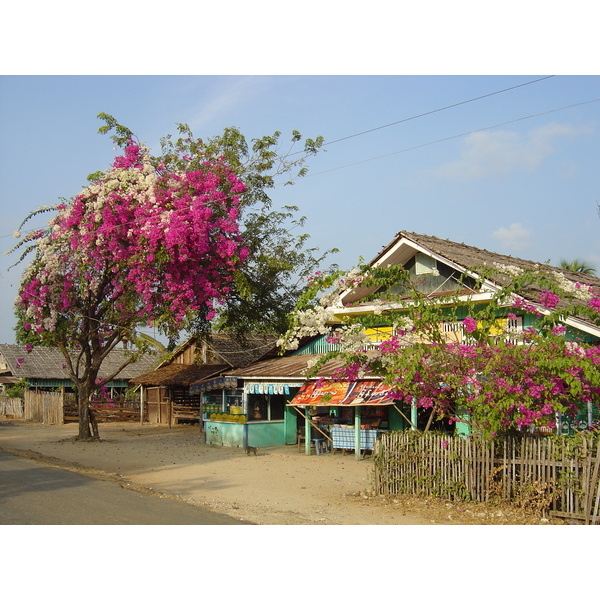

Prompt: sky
xmin=1 ymin=74 xmax=599 ymax=343
xmin=1 ymin=3 xmax=599 ymax=347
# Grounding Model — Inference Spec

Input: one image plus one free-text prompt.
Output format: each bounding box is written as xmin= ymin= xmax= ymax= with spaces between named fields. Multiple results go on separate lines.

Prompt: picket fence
xmin=373 ymin=431 xmax=600 ymax=524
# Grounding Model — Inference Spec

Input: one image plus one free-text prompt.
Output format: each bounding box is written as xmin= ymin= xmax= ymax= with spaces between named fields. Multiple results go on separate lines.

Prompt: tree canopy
xmin=10 ymin=115 xmax=334 ymax=439
xmin=97 ymin=115 xmax=337 ymax=343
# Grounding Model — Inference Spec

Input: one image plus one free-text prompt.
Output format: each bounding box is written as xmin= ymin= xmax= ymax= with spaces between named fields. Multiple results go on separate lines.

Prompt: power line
xmin=289 ymin=75 xmax=556 ymax=156
xmin=307 ymin=97 xmax=600 ymax=177
xmin=0 ymin=76 xmax=558 ymax=245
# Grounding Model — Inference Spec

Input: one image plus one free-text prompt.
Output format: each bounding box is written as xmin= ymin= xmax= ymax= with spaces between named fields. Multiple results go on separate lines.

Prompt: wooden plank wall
xmin=374 ymin=431 xmax=600 ymax=524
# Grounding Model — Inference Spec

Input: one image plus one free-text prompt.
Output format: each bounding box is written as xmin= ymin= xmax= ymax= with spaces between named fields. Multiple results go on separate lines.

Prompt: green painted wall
xmin=203 ymin=419 xmax=289 ymax=447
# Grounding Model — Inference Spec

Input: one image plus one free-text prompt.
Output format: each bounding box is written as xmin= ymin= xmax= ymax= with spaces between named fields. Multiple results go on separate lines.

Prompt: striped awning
xmin=190 ymin=376 xmax=238 ymax=394
xmin=289 ymin=380 xmax=395 ymax=406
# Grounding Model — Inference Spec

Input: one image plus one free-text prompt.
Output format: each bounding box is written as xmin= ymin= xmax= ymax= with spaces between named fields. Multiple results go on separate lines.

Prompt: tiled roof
xmin=207 ymin=333 xmax=279 ymax=367
xmin=0 ymin=344 xmax=161 ymax=381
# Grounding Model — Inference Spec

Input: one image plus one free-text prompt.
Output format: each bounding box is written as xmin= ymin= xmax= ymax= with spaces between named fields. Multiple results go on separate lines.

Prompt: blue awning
xmin=190 ymin=376 xmax=238 ymax=394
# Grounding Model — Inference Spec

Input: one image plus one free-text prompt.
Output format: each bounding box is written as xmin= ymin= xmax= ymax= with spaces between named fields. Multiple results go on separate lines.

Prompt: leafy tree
xmin=10 ymin=140 xmax=248 ymax=439
xmin=9 ymin=117 xmax=332 ymax=440
xmin=97 ymin=115 xmax=337 ymax=343
xmin=281 ymin=263 xmax=600 ymax=437
xmin=5 ymin=378 xmax=27 ymax=399
xmin=559 ymin=259 xmax=597 ymax=275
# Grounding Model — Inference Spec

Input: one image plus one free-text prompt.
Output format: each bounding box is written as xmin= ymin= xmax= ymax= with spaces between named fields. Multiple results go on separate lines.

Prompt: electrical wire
xmin=320 ymin=75 xmax=556 ymax=148
xmin=283 ymin=75 xmax=556 ymax=160
xmin=307 ymin=98 xmax=600 ymax=177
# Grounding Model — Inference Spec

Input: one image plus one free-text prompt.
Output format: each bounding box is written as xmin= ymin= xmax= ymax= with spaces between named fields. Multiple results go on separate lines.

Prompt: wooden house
xmin=131 ymin=334 xmax=278 ymax=427
xmin=224 ymin=231 xmax=600 ymax=455
xmin=292 ymin=231 xmax=600 ymax=440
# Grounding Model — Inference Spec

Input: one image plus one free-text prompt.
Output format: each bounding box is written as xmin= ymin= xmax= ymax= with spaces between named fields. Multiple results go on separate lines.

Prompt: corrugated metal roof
xmin=0 ymin=344 xmax=160 ymax=381
xmin=226 ymin=353 xmax=381 ymax=381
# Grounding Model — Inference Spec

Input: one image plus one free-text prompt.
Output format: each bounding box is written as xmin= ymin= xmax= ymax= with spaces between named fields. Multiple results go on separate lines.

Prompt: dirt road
xmin=0 ymin=419 xmax=551 ymax=525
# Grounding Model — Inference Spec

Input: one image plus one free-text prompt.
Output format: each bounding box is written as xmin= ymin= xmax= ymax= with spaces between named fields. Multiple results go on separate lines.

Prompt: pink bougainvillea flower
xmin=463 ymin=317 xmax=477 ymax=333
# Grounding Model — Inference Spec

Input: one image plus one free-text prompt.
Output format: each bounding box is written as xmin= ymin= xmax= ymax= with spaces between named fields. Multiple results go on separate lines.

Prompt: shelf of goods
xmin=203 ymin=404 xmax=247 ymax=423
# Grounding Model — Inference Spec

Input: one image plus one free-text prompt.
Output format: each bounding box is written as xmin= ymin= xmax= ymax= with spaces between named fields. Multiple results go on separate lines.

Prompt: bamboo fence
xmin=0 ymin=396 xmax=24 ymax=418
xmin=21 ymin=390 xmax=140 ymax=424
xmin=373 ymin=431 xmax=600 ymax=524
xmin=24 ymin=390 xmax=66 ymax=424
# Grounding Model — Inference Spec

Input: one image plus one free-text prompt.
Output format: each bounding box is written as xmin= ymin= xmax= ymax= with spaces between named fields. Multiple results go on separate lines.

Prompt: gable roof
xmin=207 ymin=333 xmax=279 ymax=368
xmin=373 ymin=231 xmax=600 ymax=290
xmin=0 ymin=344 xmax=160 ymax=381
xmin=168 ymin=333 xmax=279 ymax=369
xmin=129 ymin=363 xmax=227 ymax=386
xmin=338 ymin=231 xmax=600 ymax=336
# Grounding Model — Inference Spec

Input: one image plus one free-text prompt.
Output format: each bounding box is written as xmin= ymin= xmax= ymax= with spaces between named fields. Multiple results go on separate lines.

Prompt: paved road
xmin=0 ymin=449 xmax=252 ymax=525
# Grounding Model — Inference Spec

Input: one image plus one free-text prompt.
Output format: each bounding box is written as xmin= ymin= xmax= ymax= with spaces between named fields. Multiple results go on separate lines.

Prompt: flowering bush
xmin=10 ymin=140 xmax=248 ymax=439
xmin=280 ymin=262 xmax=600 ymax=437
xmin=17 ymin=141 xmax=248 ymax=339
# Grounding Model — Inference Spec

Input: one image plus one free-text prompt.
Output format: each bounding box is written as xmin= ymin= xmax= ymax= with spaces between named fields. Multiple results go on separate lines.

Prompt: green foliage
xmin=559 ymin=258 xmax=597 ymax=275
xmin=5 ymin=378 xmax=27 ymax=398
xmin=97 ymin=113 xmax=336 ymax=341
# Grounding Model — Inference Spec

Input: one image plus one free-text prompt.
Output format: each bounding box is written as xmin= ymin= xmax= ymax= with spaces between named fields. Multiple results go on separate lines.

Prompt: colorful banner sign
xmin=290 ymin=380 xmax=395 ymax=406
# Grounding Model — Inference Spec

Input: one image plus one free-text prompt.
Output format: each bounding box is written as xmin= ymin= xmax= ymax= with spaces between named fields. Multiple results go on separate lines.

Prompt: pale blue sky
xmin=1 ymin=74 xmax=599 ymax=343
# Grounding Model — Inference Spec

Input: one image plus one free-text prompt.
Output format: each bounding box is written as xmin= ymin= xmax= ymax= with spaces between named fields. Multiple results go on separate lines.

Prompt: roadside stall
xmin=192 ymin=376 xmax=301 ymax=449
xmin=289 ymin=379 xmax=412 ymax=459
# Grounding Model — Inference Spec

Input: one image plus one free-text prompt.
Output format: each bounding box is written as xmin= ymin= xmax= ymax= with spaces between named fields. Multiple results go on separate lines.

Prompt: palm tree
xmin=559 ymin=259 xmax=597 ymax=275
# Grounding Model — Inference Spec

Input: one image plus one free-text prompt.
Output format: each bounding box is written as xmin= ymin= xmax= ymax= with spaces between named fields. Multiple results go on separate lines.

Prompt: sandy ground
xmin=0 ymin=419 xmax=558 ymax=525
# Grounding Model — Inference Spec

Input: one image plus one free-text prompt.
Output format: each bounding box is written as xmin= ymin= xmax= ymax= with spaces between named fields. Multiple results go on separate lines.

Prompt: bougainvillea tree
xmin=97 ymin=114 xmax=337 ymax=341
xmin=279 ymin=262 xmax=600 ymax=437
xmin=10 ymin=115 xmax=332 ymax=440
xmin=10 ymin=141 xmax=249 ymax=439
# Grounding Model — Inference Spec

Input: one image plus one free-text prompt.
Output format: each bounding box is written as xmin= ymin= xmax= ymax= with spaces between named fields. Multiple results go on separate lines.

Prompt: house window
xmin=415 ymin=253 xmax=437 ymax=275
xmin=225 ymin=389 xmax=243 ymax=411
xmin=247 ymin=394 xmax=285 ymax=421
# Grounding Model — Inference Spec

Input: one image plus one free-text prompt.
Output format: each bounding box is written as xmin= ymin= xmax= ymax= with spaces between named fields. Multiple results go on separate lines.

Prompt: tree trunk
xmin=76 ymin=382 xmax=99 ymax=440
